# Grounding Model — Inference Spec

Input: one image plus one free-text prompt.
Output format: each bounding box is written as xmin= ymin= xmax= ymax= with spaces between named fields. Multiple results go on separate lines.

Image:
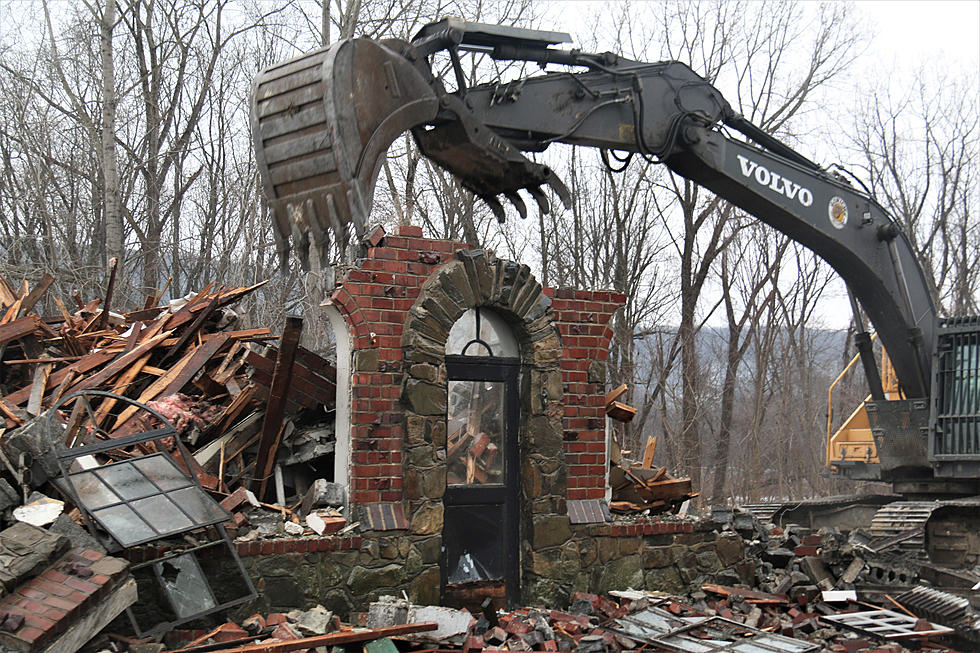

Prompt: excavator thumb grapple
xmin=251 ymin=19 xmax=572 ymax=269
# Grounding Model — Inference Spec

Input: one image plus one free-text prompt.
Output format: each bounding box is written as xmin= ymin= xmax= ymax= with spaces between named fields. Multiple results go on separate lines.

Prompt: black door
xmin=442 ymin=355 xmax=520 ymax=607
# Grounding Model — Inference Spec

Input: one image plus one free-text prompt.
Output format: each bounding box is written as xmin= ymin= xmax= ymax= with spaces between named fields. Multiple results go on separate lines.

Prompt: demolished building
xmin=1 ymin=230 xmax=978 ymax=653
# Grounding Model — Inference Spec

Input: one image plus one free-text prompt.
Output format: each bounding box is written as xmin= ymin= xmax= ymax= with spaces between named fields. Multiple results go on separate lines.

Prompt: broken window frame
xmin=819 ymin=608 xmax=955 ymax=640
xmin=608 ymin=598 xmax=821 ymax=653
xmin=49 ymin=391 xmax=257 ymax=638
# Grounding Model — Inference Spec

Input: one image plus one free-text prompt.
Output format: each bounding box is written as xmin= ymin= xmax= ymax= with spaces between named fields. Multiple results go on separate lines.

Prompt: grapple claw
xmin=527 ymin=186 xmax=551 ymax=215
xmin=504 ymin=191 xmax=528 ymax=219
xmin=546 ymin=173 xmax=572 ymax=210
xmin=482 ymin=195 xmax=507 ymax=223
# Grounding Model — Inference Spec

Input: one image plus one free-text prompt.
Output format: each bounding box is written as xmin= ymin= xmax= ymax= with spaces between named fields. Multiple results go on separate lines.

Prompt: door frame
xmin=442 ymin=355 xmax=521 ymax=606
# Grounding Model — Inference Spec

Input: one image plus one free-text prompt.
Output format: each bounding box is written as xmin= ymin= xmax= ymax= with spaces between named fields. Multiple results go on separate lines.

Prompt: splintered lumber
xmin=26 ymin=362 xmax=53 ymax=416
xmin=0 ymin=400 xmax=24 ymax=426
xmin=161 ymin=290 xmax=222 ymax=363
xmin=641 ymin=436 xmax=658 ymax=469
xmin=641 ymin=477 xmax=694 ymax=501
xmin=604 ymin=383 xmax=628 ymax=408
xmin=606 ymin=400 xmax=637 ymax=423
xmin=96 ymin=257 xmax=119 ymax=331
xmin=18 ymin=273 xmax=54 ymax=315
xmin=2 ymin=350 xmax=115 ymax=406
xmin=67 ymin=331 xmax=172 ymax=395
xmin=0 ymin=316 xmax=39 ymax=345
xmin=109 ymin=335 xmax=229 ymax=434
xmin=702 ymin=584 xmax=789 ymax=605
xmin=252 ymin=316 xmax=303 ymax=499
xmin=202 ymin=383 xmax=256 ymax=440
xmin=1 ymin=298 xmax=22 ymax=324
xmin=0 ymin=274 xmax=17 ymax=307
xmin=93 ymin=353 xmax=152 ymax=426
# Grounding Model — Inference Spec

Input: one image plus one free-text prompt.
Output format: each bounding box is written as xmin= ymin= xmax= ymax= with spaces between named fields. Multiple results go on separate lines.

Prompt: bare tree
xmin=710 ymin=223 xmax=786 ymax=502
xmin=849 ymin=70 xmax=979 ymax=315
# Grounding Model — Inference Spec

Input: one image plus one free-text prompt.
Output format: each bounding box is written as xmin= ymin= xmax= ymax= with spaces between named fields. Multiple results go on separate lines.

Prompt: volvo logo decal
xmin=736 ymin=154 xmax=814 ymax=207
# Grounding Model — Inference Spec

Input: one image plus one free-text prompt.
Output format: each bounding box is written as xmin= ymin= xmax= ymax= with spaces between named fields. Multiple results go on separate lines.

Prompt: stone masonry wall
xmin=153 ymin=522 xmax=754 ymax=621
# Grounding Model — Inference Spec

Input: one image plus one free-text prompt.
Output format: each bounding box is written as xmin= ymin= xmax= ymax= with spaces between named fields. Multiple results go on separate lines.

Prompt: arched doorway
xmin=442 ymin=307 xmax=520 ymax=606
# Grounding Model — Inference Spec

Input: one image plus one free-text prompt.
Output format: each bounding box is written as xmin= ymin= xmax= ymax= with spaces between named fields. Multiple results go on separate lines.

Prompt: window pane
xmin=447 ymin=380 xmax=504 ymax=485
xmin=478 ymin=309 xmax=519 ymax=358
xmin=92 ymin=504 xmax=156 ymax=546
xmin=132 ymin=454 xmax=193 ymax=491
xmin=132 ymin=495 xmax=194 ymax=535
xmin=166 ymin=487 xmax=228 ymax=524
xmin=446 ymin=308 xmax=518 ymax=358
xmin=444 ymin=504 xmax=505 ymax=581
xmin=155 ymin=553 xmax=217 ymax=619
xmin=69 ymin=471 xmax=119 ymax=510
xmin=95 ymin=464 xmax=156 ymax=500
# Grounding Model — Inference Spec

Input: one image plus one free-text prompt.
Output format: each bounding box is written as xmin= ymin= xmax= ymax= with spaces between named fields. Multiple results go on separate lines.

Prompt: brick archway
xmin=399 ymin=249 xmax=566 ymax=602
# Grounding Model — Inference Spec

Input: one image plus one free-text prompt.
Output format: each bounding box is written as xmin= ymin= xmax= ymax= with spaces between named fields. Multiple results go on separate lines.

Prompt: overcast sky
xmin=854 ymin=0 xmax=979 ymax=70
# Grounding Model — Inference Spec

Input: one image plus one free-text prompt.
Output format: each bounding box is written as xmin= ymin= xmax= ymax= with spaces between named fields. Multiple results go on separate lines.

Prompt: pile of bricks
xmin=0 ymin=522 xmax=132 ymax=653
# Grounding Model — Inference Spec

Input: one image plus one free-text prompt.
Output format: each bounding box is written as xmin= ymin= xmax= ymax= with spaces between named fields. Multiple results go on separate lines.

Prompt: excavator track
xmin=742 ymin=497 xmax=980 ymax=568
xmin=868 ymin=501 xmax=935 ymax=558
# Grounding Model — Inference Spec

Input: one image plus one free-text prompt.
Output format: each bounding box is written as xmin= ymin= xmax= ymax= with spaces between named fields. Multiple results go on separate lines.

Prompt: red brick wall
xmin=329 ymin=227 xmax=623 ymax=506
xmin=328 ymin=226 xmax=470 ymax=505
xmin=549 ymin=289 xmax=626 ymax=500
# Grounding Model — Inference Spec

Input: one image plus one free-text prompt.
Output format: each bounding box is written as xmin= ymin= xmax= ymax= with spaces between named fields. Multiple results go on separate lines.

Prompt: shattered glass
xmin=613 ymin=603 xmax=819 ymax=653
xmin=154 ymin=553 xmax=217 ymax=619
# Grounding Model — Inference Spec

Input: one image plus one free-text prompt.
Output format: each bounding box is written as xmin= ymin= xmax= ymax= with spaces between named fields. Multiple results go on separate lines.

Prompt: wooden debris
xmin=609 ymin=433 xmax=697 ymax=515
xmin=606 ymin=400 xmax=637 ymax=423
xmin=604 ymin=383 xmax=628 ymax=408
xmin=252 ymin=316 xmax=303 ymax=500
xmin=0 ymin=271 xmax=338 ymax=532
xmin=641 ymin=435 xmax=657 ymax=469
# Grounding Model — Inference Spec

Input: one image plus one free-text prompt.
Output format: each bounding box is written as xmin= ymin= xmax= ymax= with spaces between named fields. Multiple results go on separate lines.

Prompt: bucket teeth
xmin=504 ymin=192 xmax=528 ymax=219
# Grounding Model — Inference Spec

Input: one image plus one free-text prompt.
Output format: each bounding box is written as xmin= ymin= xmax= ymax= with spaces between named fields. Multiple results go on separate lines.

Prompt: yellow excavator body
xmin=827 ymin=344 xmax=903 ymax=469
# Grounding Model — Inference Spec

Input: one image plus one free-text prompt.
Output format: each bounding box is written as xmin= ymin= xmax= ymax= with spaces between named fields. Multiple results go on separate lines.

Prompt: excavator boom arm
xmin=250 ymin=17 xmax=936 ymax=399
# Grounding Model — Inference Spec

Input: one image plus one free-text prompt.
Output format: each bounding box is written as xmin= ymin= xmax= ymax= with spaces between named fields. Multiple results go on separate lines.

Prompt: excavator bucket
xmin=252 ymin=28 xmax=572 ymax=268
xmin=251 ymin=38 xmax=439 ymax=268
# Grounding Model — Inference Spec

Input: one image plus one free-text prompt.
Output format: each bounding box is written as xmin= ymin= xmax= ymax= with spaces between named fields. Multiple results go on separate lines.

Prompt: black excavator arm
xmin=251 ymin=17 xmax=935 ymax=405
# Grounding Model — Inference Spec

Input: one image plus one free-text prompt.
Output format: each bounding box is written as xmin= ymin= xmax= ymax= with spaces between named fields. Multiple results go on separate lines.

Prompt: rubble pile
xmin=0 ymin=272 xmax=348 ymax=649
xmin=605 ymin=387 xmax=697 ymax=516
xmin=0 ymin=272 xmax=341 ymax=518
xmin=351 ymin=589 xmax=970 ymax=653
xmin=608 ymin=435 xmax=697 ymax=516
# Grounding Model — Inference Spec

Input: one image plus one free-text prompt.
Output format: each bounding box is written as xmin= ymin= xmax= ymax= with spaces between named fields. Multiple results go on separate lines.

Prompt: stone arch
xmin=399 ymin=248 xmax=566 ymax=602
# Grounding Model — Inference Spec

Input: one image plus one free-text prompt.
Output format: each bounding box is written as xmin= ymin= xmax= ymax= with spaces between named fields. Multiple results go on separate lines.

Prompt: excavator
xmin=249 ymin=18 xmax=980 ymax=566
